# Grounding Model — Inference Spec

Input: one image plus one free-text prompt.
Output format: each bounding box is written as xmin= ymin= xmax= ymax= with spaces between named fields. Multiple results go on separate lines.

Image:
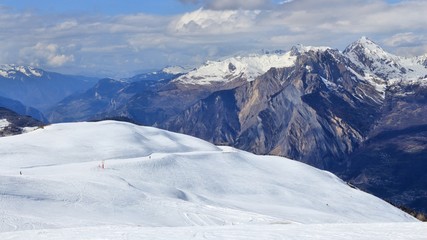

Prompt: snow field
xmin=0 ymin=121 xmax=420 ymax=238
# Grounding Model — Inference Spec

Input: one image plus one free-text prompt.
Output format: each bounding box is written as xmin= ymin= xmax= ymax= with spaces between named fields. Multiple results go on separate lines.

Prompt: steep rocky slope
xmin=165 ymin=47 xmax=384 ymax=169
xmin=344 ymin=83 xmax=427 ymax=213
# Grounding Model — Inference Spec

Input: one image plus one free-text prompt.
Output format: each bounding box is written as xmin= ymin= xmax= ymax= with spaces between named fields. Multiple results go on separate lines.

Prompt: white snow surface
xmin=173 ymin=52 xmax=296 ymax=85
xmin=0 ymin=119 xmax=10 ymax=130
xmin=0 ymin=121 xmax=419 ymax=238
xmin=1 ymin=223 xmax=426 ymax=240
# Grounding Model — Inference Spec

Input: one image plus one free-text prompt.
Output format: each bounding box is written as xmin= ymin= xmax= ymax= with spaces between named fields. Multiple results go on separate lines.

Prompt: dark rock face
xmin=343 ymin=85 xmax=427 ymax=213
xmin=164 ymin=49 xmax=382 ymax=169
xmin=165 ymin=90 xmax=241 ymax=145
xmin=0 ymin=107 xmax=44 ymax=136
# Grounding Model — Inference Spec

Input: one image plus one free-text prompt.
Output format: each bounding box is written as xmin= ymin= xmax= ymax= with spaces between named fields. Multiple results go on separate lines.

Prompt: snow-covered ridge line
xmin=172 ymin=37 xmax=427 ymax=90
xmin=173 ymin=51 xmax=297 ymax=85
xmin=0 ymin=64 xmax=43 ymax=78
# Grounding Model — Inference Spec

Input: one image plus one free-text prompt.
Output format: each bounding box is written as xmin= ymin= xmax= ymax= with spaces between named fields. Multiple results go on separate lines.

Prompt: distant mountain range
xmin=0 ymin=65 xmax=99 ymax=112
xmin=2 ymin=37 xmax=427 ymax=214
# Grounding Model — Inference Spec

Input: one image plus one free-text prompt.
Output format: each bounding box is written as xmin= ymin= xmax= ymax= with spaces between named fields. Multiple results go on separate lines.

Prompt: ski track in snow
xmin=0 ymin=121 xmax=422 ymax=239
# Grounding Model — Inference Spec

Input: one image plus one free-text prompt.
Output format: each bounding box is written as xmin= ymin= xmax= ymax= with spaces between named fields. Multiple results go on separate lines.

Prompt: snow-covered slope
xmin=173 ymin=52 xmax=296 ymax=85
xmin=0 ymin=121 xmax=416 ymax=236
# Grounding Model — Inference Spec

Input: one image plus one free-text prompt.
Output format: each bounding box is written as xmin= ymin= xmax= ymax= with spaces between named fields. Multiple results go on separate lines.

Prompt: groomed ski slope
xmin=0 ymin=121 xmax=422 ymax=239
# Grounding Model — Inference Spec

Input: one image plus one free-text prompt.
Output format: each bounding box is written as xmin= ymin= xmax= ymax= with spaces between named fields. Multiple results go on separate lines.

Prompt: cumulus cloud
xmin=170 ymin=8 xmax=259 ymax=34
xmin=19 ymin=43 xmax=75 ymax=67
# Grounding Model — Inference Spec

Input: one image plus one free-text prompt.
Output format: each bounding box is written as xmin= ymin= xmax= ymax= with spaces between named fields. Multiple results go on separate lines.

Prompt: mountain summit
xmin=344 ymin=36 xmax=427 ymax=84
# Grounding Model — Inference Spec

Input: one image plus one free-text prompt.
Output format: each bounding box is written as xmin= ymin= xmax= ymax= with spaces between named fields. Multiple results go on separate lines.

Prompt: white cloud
xmin=170 ymin=8 xmax=259 ymax=35
xmin=384 ymin=32 xmax=426 ymax=47
xmin=54 ymin=20 xmax=78 ymax=31
xmin=178 ymin=0 xmax=272 ymax=10
xmin=19 ymin=43 xmax=74 ymax=67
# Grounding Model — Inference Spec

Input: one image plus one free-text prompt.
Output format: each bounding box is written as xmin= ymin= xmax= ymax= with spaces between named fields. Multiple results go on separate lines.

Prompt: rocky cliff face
xmin=164 ymin=48 xmax=384 ymax=169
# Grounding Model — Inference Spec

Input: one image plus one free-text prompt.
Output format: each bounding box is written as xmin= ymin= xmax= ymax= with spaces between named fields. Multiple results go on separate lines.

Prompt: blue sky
xmin=0 ymin=0 xmax=425 ymax=77
xmin=1 ymin=0 xmax=286 ymax=15
xmin=1 ymin=0 xmax=195 ymax=15
xmin=1 ymin=0 xmax=401 ymax=15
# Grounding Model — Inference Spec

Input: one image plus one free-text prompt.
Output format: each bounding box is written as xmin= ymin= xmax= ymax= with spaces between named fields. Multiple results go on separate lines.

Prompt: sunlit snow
xmin=173 ymin=52 xmax=297 ymax=85
xmin=0 ymin=121 xmax=422 ymax=239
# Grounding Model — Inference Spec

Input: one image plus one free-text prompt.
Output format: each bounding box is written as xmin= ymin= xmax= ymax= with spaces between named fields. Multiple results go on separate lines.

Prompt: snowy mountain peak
xmin=173 ymin=52 xmax=297 ymax=85
xmin=0 ymin=64 xmax=43 ymax=78
xmin=343 ymin=36 xmax=391 ymax=61
xmin=343 ymin=37 xmax=427 ymax=87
